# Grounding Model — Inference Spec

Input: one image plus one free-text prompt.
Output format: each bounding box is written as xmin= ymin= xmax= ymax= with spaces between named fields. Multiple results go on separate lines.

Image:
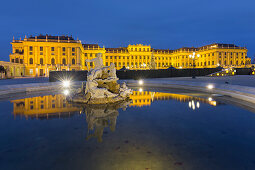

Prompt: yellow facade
xmin=10 ymin=35 xmax=251 ymax=77
xmin=11 ymin=90 xmax=218 ymax=118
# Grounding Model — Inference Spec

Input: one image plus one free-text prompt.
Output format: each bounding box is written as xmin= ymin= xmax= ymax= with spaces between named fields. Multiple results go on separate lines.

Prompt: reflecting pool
xmin=1 ymin=89 xmax=255 ymax=170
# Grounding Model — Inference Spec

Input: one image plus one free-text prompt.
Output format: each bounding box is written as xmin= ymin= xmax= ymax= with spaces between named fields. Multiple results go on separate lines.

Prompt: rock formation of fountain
xmin=68 ymin=53 xmax=133 ymax=104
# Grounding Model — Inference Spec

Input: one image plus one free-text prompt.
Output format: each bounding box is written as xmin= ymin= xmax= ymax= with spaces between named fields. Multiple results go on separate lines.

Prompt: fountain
xmin=67 ymin=53 xmax=133 ymax=104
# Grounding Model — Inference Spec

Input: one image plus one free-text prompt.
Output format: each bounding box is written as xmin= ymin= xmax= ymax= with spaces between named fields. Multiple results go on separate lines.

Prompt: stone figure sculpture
xmin=68 ymin=53 xmax=133 ymax=104
xmin=82 ymin=100 xmax=131 ymax=142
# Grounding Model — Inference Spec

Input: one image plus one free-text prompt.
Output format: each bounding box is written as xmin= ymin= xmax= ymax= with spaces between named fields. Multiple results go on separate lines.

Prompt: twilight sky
xmin=0 ymin=0 xmax=254 ymax=62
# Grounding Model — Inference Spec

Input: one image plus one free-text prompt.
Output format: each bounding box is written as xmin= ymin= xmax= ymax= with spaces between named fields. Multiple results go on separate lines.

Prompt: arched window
xmin=72 ymin=58 xmax=75 ymax=65
xmin=51 ymin=58 xmax=55 ymax=65
xmin=29 ymin=58 xmax=33 ymax=64
xmin=40 ymin=58 xmax=43 ymax=65
xmin=62 ymin=58 xmax=66 ymax=65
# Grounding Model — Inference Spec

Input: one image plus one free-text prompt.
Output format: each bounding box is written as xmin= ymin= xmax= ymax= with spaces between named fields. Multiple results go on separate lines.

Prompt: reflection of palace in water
xmin=11 ymin=91 xmax=218 ymax=142
xmin=130 ymin=91 xmax=218 ymax=107
xmin=11 ymin=91 xmax=218 ymax=118
xmin=11 ymin=94 xmax=81 ymax=119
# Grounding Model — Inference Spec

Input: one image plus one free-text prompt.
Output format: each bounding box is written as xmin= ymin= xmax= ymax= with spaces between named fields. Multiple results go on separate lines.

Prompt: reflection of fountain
xmin=78 ymin=100 xmax=132 ymax=142
xmin=68 ymin=53 xmax=132 ymax=104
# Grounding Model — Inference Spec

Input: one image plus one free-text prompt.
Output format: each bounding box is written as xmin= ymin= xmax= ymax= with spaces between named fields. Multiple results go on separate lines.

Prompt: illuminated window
xmin=29 ymin=58 xmax=33 ymax=64
xmin=72 ymin=58 xmax=75 ymax=65
xmin=40 ymin=58 xmax=43 ymax=65
xmin=62 ymin=58 xmax=66 ymax=65
xmin=51 ymin=58 xmax=55 ymax=65
xmin=29 ymin=69 xmax=33 ymax=75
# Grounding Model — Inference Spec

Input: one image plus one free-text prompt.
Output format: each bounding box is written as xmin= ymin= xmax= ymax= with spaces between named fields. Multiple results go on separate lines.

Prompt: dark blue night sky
xmin=0 ymin=0 xmax=254 ymax=61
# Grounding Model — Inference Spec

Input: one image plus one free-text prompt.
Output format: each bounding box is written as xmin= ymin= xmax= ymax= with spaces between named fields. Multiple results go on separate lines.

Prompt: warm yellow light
xmin=207 ymin=84 xmax=214 ymax=90
xmin=196 ymin=102 xmax=200 ymax=108
xmin=63 ymin=89 xmax=69 ymax=95
xmin=138 ymin=80 xmax=143 ymax=85
xmin=139 ymin=88 xmax=143 ymax=92
xmin=63 ymin=80 xmax=70 ymax=88
xmin=208 ymin=97 xmax=213 ymax=101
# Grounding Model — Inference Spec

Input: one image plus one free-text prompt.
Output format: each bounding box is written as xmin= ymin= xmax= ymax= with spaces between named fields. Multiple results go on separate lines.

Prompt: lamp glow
xmin=138 ymin=80 xmax=143 ymax=85
xmin=139 ymin=88 xmax=143 ymax=92
xmin=63 ymin=89 xmax=69 ymax=95
xmin=63 ymin=80 xmax=70 ymax=88
xmin=196 ymin=102 xmax=200 ymax=108
xmin=208 ymin=97 xmax=213 ymax=101
xmin=207 ymin=84 xmax=214 ymax=89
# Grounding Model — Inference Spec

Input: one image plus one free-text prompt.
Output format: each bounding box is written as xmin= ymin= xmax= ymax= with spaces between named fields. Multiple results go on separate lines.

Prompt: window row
xmin=29 ymin=58 xmax=76 ymax=65
xmin=29 ymin=46 xmax=76 ymax=52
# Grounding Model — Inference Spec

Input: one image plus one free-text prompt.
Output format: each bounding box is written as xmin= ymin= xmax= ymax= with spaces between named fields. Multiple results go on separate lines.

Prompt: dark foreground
xmin=0 ymin=88 xmax=255 ymax=170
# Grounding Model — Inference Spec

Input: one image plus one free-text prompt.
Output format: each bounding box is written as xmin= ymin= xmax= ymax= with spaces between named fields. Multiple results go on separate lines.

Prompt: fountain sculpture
xmin=67 ymin=53 xmax=133 ymax=104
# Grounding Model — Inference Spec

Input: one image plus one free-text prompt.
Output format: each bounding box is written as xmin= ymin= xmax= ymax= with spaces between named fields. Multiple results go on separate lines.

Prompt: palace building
xmin=10 ymin=34 xmax=251 ymax=77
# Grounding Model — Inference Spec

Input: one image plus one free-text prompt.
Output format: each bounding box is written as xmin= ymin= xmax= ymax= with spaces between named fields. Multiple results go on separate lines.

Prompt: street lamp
xmin=189 ymin=52 xmax=200 ymax=78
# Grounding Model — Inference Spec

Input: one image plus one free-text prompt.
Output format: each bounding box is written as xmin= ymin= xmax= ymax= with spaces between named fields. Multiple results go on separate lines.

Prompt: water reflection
xmin=11 ymin=91 xmax=220 ymax=142
xmin=80 ymin=100 xmax=132 ymax=142
xmin=11 ymin=91 xmax=219 ymax=118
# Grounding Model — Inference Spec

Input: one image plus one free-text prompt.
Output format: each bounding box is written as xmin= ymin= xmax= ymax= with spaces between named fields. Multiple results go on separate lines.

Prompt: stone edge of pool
xmin=0 ymin=80 xmax=255 ymax=106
